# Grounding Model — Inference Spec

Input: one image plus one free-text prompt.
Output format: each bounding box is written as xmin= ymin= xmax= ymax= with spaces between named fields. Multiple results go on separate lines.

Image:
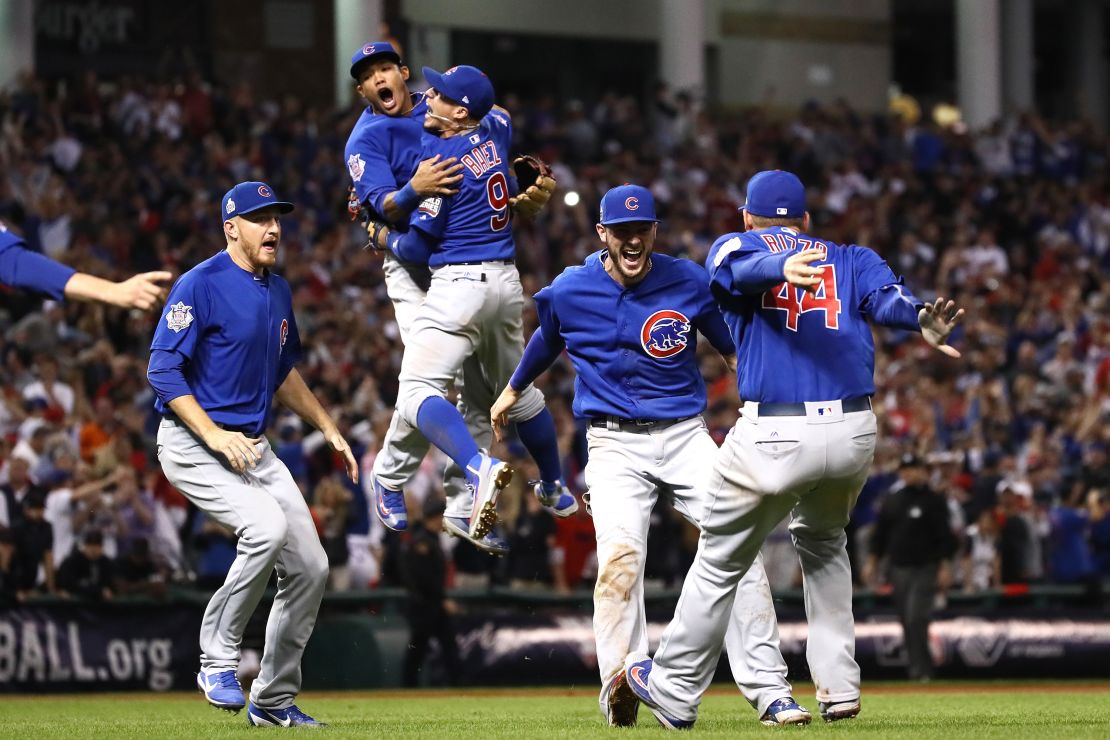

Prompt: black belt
xmin=163 ymin=414 xmax=257 ymax=435
xmin=750 ymin=395 xmax=872 ymax=417
xmin=589 ymin=414 xmax=699 ymax=433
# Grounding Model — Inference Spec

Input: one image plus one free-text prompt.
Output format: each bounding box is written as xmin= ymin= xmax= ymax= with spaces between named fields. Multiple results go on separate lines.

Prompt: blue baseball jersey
xmin=148 ymin=251 xmax=301 ymax=435
xmin=0 ymin=225 xmax=76 ymax=299
xmin=408 ymin=111 xmax=515 ymax=266
xmin=533 ymin=251 xmax=735 ymax=421
xmin=344 ymin=94 xmax=428 ymax=222
xmin=707 ymin=226 xmax=924 ymax=404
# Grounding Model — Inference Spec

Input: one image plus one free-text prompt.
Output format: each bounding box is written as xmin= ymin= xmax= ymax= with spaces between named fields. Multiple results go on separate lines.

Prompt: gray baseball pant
xmin=372 ymin=253 xmax=493 ymax=504
xmin=157 ymin=418 xmax=327 ymax=709
xmin=646 ymin=405 xmax=877 ymax=722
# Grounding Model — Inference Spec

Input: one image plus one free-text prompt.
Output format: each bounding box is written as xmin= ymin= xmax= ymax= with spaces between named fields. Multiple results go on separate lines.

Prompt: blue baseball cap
xmin=220 ymin=181 xmax=294 ymax=222
xmin=422 ymin=65 xmax=494 ymax=121
xmin=349 ymin=41 xmax=403 ymax=79
xmin=599 ymin=184 xmax=659 ymax=225
xmin=740 ymin=170 xmax=806 ymax=218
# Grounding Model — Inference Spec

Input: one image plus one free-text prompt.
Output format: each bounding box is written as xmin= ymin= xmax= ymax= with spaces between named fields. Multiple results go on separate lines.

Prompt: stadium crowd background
xmin=0 ymin=64 xmax=1108 ymax=605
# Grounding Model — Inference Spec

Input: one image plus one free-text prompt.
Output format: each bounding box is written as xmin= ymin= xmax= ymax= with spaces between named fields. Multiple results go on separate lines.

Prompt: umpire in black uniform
xmin=865 ymin=454 xmax=958 ymax=681
xmin=400 ymin=495 xmax=461 ymax=686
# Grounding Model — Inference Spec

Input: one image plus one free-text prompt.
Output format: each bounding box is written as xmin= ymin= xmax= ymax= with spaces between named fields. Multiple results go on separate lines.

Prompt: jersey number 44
xmin=762 ymin=266 xmax=842 ymax=331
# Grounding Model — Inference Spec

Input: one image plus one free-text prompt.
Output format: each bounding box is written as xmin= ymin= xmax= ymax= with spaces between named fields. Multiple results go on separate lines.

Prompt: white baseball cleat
xmin=464 ymin=452 xmax=513 ymax=539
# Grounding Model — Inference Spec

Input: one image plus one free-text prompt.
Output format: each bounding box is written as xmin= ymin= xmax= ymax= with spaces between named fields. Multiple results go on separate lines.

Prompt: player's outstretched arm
xmin=509 ymin=155 xmax=556 ymax=219
xmin=275 ymin=368 xmax=359 ymax=483
xmin=64 ymin=270 xmax=174 ymax=311
xmin=491 ymin=385 xmax=521 ymax=443
xmin=917 ymin=297 xmax=965 ymax=358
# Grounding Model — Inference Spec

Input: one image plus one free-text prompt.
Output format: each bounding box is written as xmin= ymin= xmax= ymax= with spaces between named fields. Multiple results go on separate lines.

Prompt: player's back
xmin=412 ymin=111 xmax=515 ymax=266
xmin=708 ymin=226 xmax=889 ymax=404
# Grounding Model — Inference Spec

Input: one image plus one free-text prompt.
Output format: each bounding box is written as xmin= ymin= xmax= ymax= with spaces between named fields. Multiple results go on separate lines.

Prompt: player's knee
xmin=304 ymin=544 xmax=330 ymax=583
xmin=248 ymin=515 xmax=289 ymax=554
xmin=506 ymin=385 xmax=546 ymax=422
xmin=594 ymin=542 xmax=641 ymax=603
xmin=396 ymin=386 xmax=440 ymax=427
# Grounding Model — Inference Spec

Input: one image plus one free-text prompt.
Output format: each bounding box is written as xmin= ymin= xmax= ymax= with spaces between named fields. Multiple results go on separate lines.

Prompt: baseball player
xmin=147 ymin=181 xmax=358 ymax=727
xmin=1 ymin=222 xmax=171 ymax=309
xmin=624 ymin=170 xmax=964 ymax=728
xmin=364 ymin=64 xmax=575 ymax=544
xmin=492 ymin=184 xmax=809 ymax=728
xmin=345 ymin=44 xmax=559 ymax=553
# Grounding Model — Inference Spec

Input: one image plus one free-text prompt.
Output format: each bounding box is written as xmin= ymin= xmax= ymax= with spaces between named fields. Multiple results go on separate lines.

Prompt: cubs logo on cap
xmin=220 ymin=181 xmax=294 ymax=223
xmin=349 ymin=40 xmax=402 ymax=79
xmin=422 ymin=65 xmax=495 ymax=120
xmin=641 ymin=309 xmax=690 ymax=359
xmin=600 ymin=184 xmax=659 ymax=225
xmin=740 ymin=170 xmax=806 ymax=218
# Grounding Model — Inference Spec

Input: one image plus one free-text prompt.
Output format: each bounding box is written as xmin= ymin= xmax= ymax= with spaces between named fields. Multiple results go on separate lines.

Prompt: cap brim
xmin=350 ymin=52 xmax=402 ymax=79
xmin=422 ymin=67 xmax=448 ymax=95
xmin=227 ymin=202 xmax=295 ymax=220
xmin=599 ymin=216 xmax=660 ymax=226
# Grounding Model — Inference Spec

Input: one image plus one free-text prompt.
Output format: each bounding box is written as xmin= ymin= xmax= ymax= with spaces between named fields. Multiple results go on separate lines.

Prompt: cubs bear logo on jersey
xmin=641 ymin=309 xmax=691 ymax=359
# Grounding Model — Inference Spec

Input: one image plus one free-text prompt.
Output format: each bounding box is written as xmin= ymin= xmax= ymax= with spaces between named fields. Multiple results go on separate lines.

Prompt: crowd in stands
xmin=0 ymin=67 xmax=1108 ymax=606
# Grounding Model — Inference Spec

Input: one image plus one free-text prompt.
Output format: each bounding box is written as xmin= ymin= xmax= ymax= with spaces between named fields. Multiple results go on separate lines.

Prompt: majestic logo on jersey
xmin=225 ymin=199 xmax=236 ymax=214
xmin=640 ymin=310 xmax=691 ymax=359
xmin=279 ymin=318 xmax=289 ymax=349
xmin=165 ymin=302 xmax=194 ymax=333
xmin=257 ymin=184 xmax=273 ymax=198
xmin=347 ymin=153 xmax=365 ymax=182
xmin=418 ymin=197 xmax=442 ymax=218
xmin=625 ymin=196 xmax=639 ymax=211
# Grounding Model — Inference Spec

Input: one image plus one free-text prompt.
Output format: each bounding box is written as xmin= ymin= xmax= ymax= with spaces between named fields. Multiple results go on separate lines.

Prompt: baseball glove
xmin=510 ymin=155 xmax=556 ymax=219
xmin=347 ymin=185 xmax=366 ymax=223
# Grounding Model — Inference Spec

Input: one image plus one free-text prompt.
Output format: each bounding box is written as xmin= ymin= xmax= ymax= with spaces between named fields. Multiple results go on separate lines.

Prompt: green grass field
xmin=2 ymin=682 xmax=1108 ymax=738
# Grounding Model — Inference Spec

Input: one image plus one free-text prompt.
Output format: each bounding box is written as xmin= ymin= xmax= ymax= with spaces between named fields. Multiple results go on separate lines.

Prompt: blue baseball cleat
xmin=246 ymin=702 xmax=324 ymax=727
xmin=464 ymin=452 xmax=513 ymax=539
xmin=196 ymin=668 xmax=245 ymax=712
xmin=819 ymin=697 xmax=861 ymax=722
xmin=443 ymin=515 xmax=510 ymax=556
xmin=373 ymin=477 xmax=407 ymax=531
xmin=533 ymin=480 xmax=579 ymax=517
xmin=760 ymin=697 xmax=812 ymax=726
xmin=624 ymin=656 xmax=694 ymax=730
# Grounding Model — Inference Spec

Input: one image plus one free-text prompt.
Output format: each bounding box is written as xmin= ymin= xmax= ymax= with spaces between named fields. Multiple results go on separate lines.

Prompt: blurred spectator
xmin=962 ymin=509 xmax=1001 ymax=593
xmin=997 ymin=482 xmax=1036 ymax=584
xmin=12 ymin=491 xmax=56 ymax=599
xmin=311 ymin=477 xmax=353 ymax=591
xmin=0 ymin=527 xmax=16 ymax=605
xmin=0 ymin=456 xmax=46 ymax=527
xmin=1047 ymin=483 xmax=1101 ymax=588
xmin=400 ymin=495 xmax=460 ymax=687
xmin=191 ymin=513 xmax=237 ymax=591
xmin=22 ymin=356 xmax=74 ymax=418
xmin=57 ymin=529 xmax=114 ymax=601
xmin=507 ymin=490 xmax=567 ymax=592
xmin=866 ymin=454 xmax=958 ymax=682
xmin=114 ymin=538 xmax=168 ymax=599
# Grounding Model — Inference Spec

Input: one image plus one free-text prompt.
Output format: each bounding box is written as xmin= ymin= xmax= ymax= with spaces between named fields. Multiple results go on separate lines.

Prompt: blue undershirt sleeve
xmin=146 ymin=349 xmax=193 ymax=405
xmin=0 ymin=230 xmax=77 ymax=299
xmin=509 ymin=326 xmax=565 ymax=391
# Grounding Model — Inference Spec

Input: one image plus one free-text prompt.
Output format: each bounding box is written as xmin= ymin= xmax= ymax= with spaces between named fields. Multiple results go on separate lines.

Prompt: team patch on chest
xmin=640 ymin=309 xmax=691 ymax=359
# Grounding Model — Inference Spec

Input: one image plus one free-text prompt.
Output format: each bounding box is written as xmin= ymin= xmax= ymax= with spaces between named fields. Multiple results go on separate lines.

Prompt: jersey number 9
xmin=487 ymin=171 xmax=510 ymax=231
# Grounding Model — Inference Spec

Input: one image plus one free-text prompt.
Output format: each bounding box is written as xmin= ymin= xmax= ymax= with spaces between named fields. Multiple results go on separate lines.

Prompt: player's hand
xmin=204 ymin=428 xmax=263 ymax=473
xmin=112 ymin=271 xmax=174 ymax=311
xmin=509 ymin=175 xmax=556 ymax=219
xmin=410 ymin=154 xmax=463 ymax=197
xmin=326 ymin=428 xmax=359 ymax=484
xmin=918 ymin=297 xmax=965 ymax=358
xmin=783 ymin=250 xmax=825 ymax=293
xmin=491 ymin=385 xmax=522 ymax=443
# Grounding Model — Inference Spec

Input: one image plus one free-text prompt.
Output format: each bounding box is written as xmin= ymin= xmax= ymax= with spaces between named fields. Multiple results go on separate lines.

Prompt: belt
xmin=589 ymin=414 xmax=699 ymax=433
xmin=163 ymin=414 xmax=257 ymax=435
xmin=450 ymin=258 xmax=514 ymax=266
xmin=750 ymin=395 xmax=872 ymax=417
